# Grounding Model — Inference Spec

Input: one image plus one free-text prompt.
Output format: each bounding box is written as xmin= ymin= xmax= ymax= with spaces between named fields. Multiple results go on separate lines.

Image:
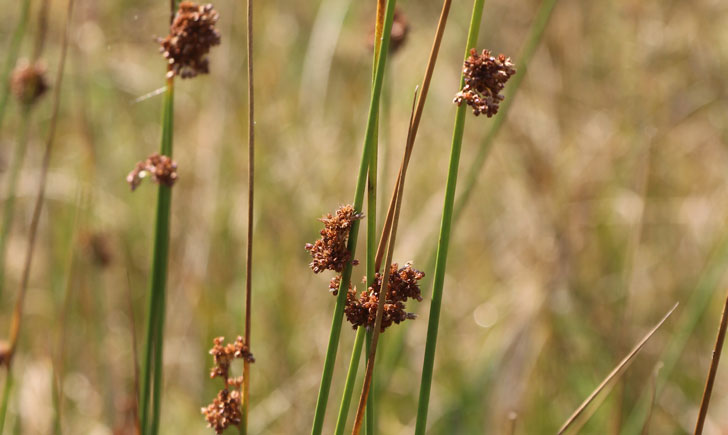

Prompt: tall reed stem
xmin=334 ymin=0 xmax=453 ymax=430
xmin=139 ymin=76 xmax=174 ymax=435
xmin=0 ymin=0 xmax=32 ymax=132
xmin=365 ymin=0 xmax=385 ymax=431
xmin=414 ymin=1 xmax=484 ymax=433
xmin=309 ymin=2 xmax=397 ymax=433
xmin=241 ymin=0 xmax=255 ymax=432
xmin=694 ymin=291 xmax=728 ymax=434
xmin=0 ymin=0 xmax=74 ymax=429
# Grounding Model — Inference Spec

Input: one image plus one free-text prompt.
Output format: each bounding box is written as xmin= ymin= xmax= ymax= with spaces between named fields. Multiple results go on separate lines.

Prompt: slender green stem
xmin=0 ymin=366 xmax=13 ymax=432
xmin=334 ymin=327 xmax=366 ymax=435
xmin=139 ymin=79 xmax=174 ymax=435
xmin=0 ymin=106 xmax=31 ymax=299
xmin=415 ymin=1 xmax=484 ymax=433
xmin=310 ymin=1 xmax=397 ymax=432
xmin=0 ymin=0 xmax=32 ymax=133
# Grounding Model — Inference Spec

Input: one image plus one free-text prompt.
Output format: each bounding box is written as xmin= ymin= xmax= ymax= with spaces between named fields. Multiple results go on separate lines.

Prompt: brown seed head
xmin=305 ymin=205 xmax=363 ymax=274
xmin=10 ymin=60 xmax=48 ymax=106
xmin=208 ymin=336 xmax=254 ymax=381
xmin=454 ymin=49 xmax=516 ymax=117
xmin=201 ymin=388 xmax=242 ymax=434
xmin=159 ymin=2 xmax=221 ymax=79
xmin=344 ymin=263 xmax=424 ymax=332
xmin=126 ymin=153 xmax=178 ymax=191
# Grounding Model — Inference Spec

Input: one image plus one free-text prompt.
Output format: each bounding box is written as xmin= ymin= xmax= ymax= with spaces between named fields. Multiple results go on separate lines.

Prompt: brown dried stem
xmin=241 ymin=0 xmax=255 ymax=432
xmin=558 ymin=303 xmax=678 ymax=434
xmin=351 ymin=88 xmax=418 ymax=435
xmin=694 ymin=290 xmax=728 ymax=434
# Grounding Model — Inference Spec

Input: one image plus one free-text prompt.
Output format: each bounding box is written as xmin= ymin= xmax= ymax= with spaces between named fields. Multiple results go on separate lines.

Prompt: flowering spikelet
xmin=159 ymin=2 xmax=221 ymax=79
xmin=345 ymin=263 xmax=425 ymax=332
xmin=202 ymin=336 xmax=253 ymax=434
xmin=10 ymin=60 xmax=48 ymax=106
xmin=454 ymin=49 xmax=516 ymax=117
xmin=305 ymin=205 xmax=363 ymax=274
xmin=208 ymin=336 xmax=254 ymax=380
xmin=201 ymin=388 xmax=242 ymax=434
xmin=126 ymin=153 xmax=178 ymax=191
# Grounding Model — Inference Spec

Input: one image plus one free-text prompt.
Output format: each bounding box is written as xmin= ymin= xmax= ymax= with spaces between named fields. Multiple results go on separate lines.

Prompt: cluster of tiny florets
xmin=202 ymin=336 xmax=253 ymax=434
xmin=159 ymin=2 xmax=221 ymax=79
xmin=10 ymin=60 xmax=48 ymax=106
xmin=126 ymin=153 xmax=178 ymax=191
xmin=305 ymin=205 xmax=363 ymax=274
xmin=344 ymin=263 xmax=425 ymax=332
xmin=208 ymin=336 xmax=254 ymax=380
xmin=454 ymin=49 xmax=516 ymax=117
xmin=201 ymin=389 xmax=242 ymax=434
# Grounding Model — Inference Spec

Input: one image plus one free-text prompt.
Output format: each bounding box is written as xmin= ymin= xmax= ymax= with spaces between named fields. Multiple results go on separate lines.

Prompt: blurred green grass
xmin=1 ymin=0 xmax=728 ymax=433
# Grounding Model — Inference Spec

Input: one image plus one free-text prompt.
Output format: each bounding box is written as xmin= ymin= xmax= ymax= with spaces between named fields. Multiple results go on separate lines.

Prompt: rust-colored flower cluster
xmin=10 ymin=60 xmax=48 ymax=106
xmin=159 ymin=2 xmax=221 ymax=79
xmin=454 ymin=49 xmax=516 ymax=117
xmin=202 ymin=388 xmax=242 ymax=434
xmin=305 ymin=205 xmax=363 ymax=274
xmin=202 ymin=336 xmax=254 ymax=434
xmin=126 ymin=153 xmax=178 ymax=191
xmin=344 ymin=263 xmax=424 ymax=332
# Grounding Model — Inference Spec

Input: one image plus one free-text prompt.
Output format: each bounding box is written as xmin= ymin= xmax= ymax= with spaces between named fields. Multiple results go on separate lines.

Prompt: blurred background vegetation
xmin=1 ymin=0 xmax=728 ymax=433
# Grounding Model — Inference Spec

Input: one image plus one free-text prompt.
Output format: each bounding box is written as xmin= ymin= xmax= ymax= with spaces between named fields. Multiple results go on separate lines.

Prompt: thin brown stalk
xmin=558 ymin=303 xmax=679 ymax=435
xmin=352 ymin=88 xmax=418 ymax=435
xmin=241 ymin=0 xmax=255 ymax=433
xmin=694 ymin=290 xmax=728 ymax=434
xmin=6 ymin=0 xmax=74 ymax=363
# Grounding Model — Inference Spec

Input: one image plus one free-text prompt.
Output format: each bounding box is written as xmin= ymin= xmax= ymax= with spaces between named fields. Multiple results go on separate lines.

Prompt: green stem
xmin=334 ymin=327 xmax=366 ymax=435
xmin=0 ymin=0 xmax=32 ymax=132
xmin=310 ymin=1 xmax=397 ymax=432
xmin=139 ymin=80 xmax=174 ymax=435
xmin=0 ymin=106 xmax=31 ymax=299
xmin=414 ymin=1 xmax=485 ymax=433
xmin=0 ymin=364 xmax=14 ymax=433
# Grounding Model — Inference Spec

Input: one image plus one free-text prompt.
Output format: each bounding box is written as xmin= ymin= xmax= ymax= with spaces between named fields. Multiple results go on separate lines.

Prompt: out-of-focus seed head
xmin=305 ymin=205 xmax=363 ymax=274
xmin=10 ymin=60 xmax=48 ymax=106
xmin=81 ymin=232 xmax=114 ymax=268
xmin=126 ymin=153 xmax=178 ymax=191
xmin=454 ymin=49 xmax=516 ymax=117
xmin=159 ymin=2 xmax=221 ymax=79
xmin=368 ymin=8 xmax=409 ymax=54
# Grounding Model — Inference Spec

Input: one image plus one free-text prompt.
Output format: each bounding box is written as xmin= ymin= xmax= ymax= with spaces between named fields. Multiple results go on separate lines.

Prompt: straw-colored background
xmin=1 ymin=0 xmax=728 ymax=433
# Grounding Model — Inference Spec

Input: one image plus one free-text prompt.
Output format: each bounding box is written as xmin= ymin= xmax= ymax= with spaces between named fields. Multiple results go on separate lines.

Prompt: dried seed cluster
xmin=305 ymin=205 xmax=363 ymax=274
xmin=159 ymin=2 xmax=221 ymax=79
xmin=126 ymin=153 xmax=178 ymax=191
xmin=454 ymin=49 xmax=516 ymax=117
xmin=10 ymin=60 xmax=48 ymax=106
xmin=202 ymin=389 xmax=241 ymax=434
xmin=208 ymin=335 xmax=254 ymax=380
xmin=202 ymin=336 xmax=254 ymax=434
xmin=345 ymin=263 xmax=424 ymax=332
